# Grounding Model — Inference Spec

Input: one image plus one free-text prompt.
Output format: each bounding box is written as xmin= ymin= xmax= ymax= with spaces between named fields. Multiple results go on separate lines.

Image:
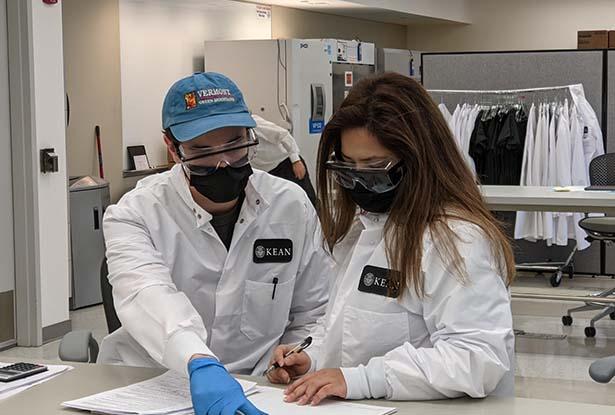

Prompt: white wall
xmin=407 ymin=0 xmax=615 ymax=51
xmin=353 ymin=0 xmax=471 ymax=23
xmin=0 ymin=0 xmax=14 ymax=295
xmin=31 ymin=0 xmax=70 ymax=328
xmin=271 ymin=5 xmax=407 ymax=49
xmin=119 ymin=0 xmax=271 ymax=169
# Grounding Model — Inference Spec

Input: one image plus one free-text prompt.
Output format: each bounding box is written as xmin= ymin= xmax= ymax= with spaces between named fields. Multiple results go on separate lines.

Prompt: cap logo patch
xmin=196 ymin=88 xmax=236 ymax=105
xmin=184 ymin=92 xmax=197 ymax=110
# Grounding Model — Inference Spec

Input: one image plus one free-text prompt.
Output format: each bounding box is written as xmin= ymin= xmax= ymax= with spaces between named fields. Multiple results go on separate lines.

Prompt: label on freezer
xmin=309 ymin=119 xmax=324 ymax=134
xmin=344 ymin=71 xmax=353 ymax=87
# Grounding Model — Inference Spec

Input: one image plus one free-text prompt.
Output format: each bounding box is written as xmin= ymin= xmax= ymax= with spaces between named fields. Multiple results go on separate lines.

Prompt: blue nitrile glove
xmin=188 ymin=357 xmax=268 ymax=415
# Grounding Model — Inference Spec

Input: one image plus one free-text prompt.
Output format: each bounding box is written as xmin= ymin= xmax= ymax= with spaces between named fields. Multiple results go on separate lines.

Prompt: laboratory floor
xmin=2 ymin=274 xmax=615 ymax=405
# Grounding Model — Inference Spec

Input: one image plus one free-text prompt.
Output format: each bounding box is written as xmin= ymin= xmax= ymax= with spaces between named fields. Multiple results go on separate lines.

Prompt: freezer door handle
xmin=310 ymin=83 xmax=326 ymax=122
xmin=93 ymin=207 xmax=100 ymax=230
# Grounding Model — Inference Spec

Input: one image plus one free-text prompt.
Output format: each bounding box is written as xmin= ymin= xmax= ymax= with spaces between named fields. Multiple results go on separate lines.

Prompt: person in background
xmin=267 ymin=72 xmax=516 ymax=405
xmin=250 ymin=114 xmax=317 ymax=206
xmin=99 ymin=72 xmax=332 ymax=415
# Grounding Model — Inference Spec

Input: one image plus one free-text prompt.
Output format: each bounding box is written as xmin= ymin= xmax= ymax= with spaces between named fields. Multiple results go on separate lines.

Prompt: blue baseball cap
xmin=162 ymin=72 xmax=256 ymax=142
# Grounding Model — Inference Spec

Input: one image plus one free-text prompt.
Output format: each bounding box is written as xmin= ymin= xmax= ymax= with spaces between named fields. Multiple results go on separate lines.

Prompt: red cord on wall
xmin=95 ymin=125 xmax=104 ymax=179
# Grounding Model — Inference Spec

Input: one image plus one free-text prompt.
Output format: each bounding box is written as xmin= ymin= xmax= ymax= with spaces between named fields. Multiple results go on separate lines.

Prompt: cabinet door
xmin=0 ymin=0 xmax=16 ymax=347
xmin=70 ymin=189 xmax=105 ymax=309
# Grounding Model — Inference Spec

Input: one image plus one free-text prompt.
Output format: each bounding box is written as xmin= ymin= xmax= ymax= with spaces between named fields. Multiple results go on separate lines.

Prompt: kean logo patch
xmin=253 ymin=239 xmax=293 ymax=263
xmin=358 ymin=265 xmax=400 ymax=298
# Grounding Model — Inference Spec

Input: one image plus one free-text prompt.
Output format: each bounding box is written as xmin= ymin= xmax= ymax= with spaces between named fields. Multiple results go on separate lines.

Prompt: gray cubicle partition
xmin=422 ymin=50 xmax=612 ymax=277
xmin=422 ymin=50 xmax=605 ymax=125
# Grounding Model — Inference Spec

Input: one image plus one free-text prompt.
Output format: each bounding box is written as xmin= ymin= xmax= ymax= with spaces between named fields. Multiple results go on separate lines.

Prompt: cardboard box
xmin=609 ymin=31 xmax=615 ymax=49
xmin=578 ymin=30 xmax=609 ymax=49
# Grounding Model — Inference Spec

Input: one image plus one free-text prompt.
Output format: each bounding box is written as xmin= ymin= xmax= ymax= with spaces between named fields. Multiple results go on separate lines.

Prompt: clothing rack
xmin=421 ymin=50 xmax=610 ymax=280
xmin=431 ymin=84 xmax=597 ymax=287
xmin=428 ymin=84 xmax=579 ymax=94
xmin=428 ymin=85 xmax=575 ymax=108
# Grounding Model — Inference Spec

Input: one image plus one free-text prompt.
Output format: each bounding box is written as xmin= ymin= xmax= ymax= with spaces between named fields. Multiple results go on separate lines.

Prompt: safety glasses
xmin=177 ymin=129 xmax=259 ymax=176
xmin=325 ymin=156 xmax=404 ymax=193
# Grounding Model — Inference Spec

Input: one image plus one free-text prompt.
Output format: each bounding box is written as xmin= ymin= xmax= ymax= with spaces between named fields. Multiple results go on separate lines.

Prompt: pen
xmin=263 ymin=336 xmax=312 ymax=376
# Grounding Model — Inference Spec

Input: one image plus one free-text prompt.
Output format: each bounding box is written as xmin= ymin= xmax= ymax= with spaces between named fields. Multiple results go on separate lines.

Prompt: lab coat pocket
xmin=240 ymin=275 xmax=295 ymax=340
xmin=341 ymin=305 xmax=410 ymax=367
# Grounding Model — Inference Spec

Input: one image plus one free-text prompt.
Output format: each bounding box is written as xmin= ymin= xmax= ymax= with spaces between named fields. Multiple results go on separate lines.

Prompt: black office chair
xmin=562 ymin=153 xmax=615 ymax=338
xmin=100 ymin=259 xmax=122 ymax=334
xmin=59 ymin=258 xmax=121 ymax=363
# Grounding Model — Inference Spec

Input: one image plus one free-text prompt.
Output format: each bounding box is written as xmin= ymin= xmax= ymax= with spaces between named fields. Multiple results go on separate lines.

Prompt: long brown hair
xmin=317 ymin=72 xmax=515 ymax=297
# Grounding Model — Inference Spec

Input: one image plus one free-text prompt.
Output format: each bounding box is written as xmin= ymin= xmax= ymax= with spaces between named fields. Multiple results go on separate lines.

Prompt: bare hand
xmin=292 ymin=160 xmax=306 ymax=180
xmin=266 ymin=344 xmax=311 ymax=385
xmin=283 ymin=368 xmax=347 ymax=406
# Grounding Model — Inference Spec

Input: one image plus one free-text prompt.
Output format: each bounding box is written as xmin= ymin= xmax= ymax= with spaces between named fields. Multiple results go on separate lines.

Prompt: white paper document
xmin=250 ymin=386 xmax=397 ymax=415
xmin=0 ymin=362 xmax=73 ymax=400
xmin=62 ymin=370 xmax=257 ymax=415
xmin=134 ymin=155 xmax=150 ymax=170
xmin=62 ymin=370 xmax=396 ymax=415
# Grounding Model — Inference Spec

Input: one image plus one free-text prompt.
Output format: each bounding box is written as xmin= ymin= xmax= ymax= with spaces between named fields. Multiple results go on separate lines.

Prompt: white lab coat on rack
xmin=555 ymin=101 xmax=572 ymax=246
xmin=544 ymin=105 xmax=557 ymax=244
xmin=515 ymin=92 xmax=595 ymax=250
xmin=569 ymin=105 xmax=587 ymax=186
xmin=430 ymin=84 xmax=601 ymax=251
xmin=533 ymin=104 xmax=548 ymax=239
xmin=569 ymin=84 xmax=605 ymax=173
xmin=515 ymin=103 xmax=537 ymax=240
xmin=439 ymin=102 xmax=478 ymax=175
xmin=438 ymin=103 xmax=453 ymax=132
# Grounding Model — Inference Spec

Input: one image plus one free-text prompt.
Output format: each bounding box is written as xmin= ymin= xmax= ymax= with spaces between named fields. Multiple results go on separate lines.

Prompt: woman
xmin=266 ymin=73 xmax=516 ymax=405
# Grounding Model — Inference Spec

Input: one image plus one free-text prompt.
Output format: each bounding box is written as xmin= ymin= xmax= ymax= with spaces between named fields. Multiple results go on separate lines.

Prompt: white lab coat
xmin=452 ymin=104 xmax=463 ymax=150
xmin=555 ymin=102 xmax=572 ymax=246
xmin=531 ymin=104 xmax=548 ymax=239
xmin=250 ymin=114 xmax=302 ymax=172
xmin=569 ymin=105 xmax=591 ymax=250
xmin=438 ymin=103 xmax=453 ymax=133
xmin=569 ymin=104 xmax=587 ymax=187
xmin=515 ymin=103 xmax=537 ymax=240
xmin=305 ymin=212 xmax=515 ymax=401
xmin=569 ymin=84 xmax=605 ymax=172
xmin=98 ymin=165 xmax=332 ymax=376
xmin=544 ymin=105 xmax=557 ymax=244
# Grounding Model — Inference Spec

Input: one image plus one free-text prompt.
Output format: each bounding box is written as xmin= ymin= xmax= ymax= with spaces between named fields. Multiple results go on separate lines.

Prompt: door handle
xmin=93 ymin=207 xmax=100 ymax=230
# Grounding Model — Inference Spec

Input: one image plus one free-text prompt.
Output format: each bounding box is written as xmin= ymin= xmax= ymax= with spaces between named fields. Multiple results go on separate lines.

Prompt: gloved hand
xmin=188 ymin=357 xmax=268 ymax=415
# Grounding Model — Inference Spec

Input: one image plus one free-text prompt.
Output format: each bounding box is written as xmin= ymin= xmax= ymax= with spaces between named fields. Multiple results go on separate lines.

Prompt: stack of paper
xmin=62 ymin=371 xmax=397 ymax=415
xmin=250 ymin=386 xmax=397 ymax=415
xmin=62 ymin=370 xmax=257 ymax=415
xmin=0 ymin=362 xmax=73 ymax=401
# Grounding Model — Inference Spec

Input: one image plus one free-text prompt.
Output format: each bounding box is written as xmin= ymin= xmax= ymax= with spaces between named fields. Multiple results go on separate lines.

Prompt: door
xmin=0 ymin=0 xmax=16 ymax=349
xmin=332 ymin=63 xmax=375 ymax=112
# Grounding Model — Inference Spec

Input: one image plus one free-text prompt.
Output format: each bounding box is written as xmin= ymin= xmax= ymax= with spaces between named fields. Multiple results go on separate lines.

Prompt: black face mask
xmin=348 ymin=182 xmax=398 ymax=213
xmin=189 ymin=164 xmax=253 ymax=203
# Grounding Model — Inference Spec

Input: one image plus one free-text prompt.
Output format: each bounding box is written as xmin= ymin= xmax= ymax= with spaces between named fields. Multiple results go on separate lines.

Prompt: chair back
xmin=589 ymin=153 xmax=615 ymax=186
xmin=100 ymin=258 xmax=122 ymax=334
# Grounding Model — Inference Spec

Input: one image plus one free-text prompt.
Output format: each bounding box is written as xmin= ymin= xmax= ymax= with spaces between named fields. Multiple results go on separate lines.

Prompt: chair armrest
xmin=589 ymin=356 xmax=615 ymax=383
xmin=58 ymin=330 xmax=99 ymax=363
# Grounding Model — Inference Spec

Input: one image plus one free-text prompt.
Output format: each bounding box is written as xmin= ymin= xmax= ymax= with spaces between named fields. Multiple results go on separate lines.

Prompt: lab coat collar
xmin=170 ymin=163 xmax=270 ymax=228
xmin=358 ymin=210 xmax=388 ymax=229
xmin=243 ymin=172 xmax=271 ymax=214
xmin=170 ymin=164 xmax=212 ymax=227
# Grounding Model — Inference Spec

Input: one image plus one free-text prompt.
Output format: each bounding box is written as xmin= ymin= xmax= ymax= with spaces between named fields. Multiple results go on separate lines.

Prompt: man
xmin=250 ymin=114 xmax=317 ymax=206
xmin=98 ymin=72 xmax=332 ymax=415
